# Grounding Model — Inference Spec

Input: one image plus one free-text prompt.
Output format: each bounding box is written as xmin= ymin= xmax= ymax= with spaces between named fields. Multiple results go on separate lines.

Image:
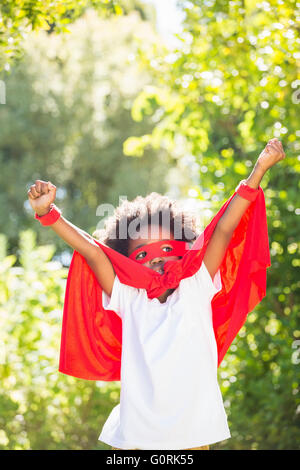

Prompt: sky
xmin=141 ymin=0 xmax=185 ymax=47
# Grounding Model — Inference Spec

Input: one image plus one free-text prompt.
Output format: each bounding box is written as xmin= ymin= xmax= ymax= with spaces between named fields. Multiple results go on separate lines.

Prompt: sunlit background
xmin=0 ymin=0 xmax=299 ymax=450
xmin=144 ymin=0 xmax=185 ymax=45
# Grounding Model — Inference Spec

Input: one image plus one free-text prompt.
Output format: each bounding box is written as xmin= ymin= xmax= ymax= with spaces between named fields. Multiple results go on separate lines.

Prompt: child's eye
xmin=136 ymin=251 xmax=146 ymax=260
xmin=162 ymin=246 xmax=173 ymax=252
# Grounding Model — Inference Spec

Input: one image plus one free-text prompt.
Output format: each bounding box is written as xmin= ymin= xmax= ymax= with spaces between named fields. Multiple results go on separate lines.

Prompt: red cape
xmin=59 ymin=186 xmax=271 ymax=380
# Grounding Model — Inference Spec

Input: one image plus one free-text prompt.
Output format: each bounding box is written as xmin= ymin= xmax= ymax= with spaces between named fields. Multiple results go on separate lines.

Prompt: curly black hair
xmin=92 ymin=192 xmax=200 ymax=257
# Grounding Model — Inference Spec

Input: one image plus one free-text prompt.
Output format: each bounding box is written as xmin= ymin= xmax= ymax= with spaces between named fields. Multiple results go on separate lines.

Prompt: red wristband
xmin=35 ymin=203 xmax=62 ymax=226
xmin=236 ymin=180 xmax=260 ymax=202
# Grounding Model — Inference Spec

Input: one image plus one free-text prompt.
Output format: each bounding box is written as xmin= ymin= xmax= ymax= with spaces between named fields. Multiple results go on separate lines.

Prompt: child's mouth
xmin=152 ymin=265 xmax=164 ymax=274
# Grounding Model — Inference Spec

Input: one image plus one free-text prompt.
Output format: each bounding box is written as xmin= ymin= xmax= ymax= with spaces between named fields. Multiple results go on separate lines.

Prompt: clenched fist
xmin=27 ymin=180 xmax=57 ymax=216
xmin=257 ymin=138 xmax=286 ymax=173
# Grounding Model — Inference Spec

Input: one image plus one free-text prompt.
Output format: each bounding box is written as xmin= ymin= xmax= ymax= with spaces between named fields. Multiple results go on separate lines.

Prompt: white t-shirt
xmin=98 ymin=261 xmax=231 ymax=450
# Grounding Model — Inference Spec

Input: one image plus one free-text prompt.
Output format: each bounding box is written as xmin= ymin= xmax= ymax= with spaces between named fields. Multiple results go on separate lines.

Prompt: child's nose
xmin=150 ymin=256 xmax=164 ymax=265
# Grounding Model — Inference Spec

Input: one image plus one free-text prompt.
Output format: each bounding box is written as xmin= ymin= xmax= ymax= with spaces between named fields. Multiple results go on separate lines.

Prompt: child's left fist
xmin=257 ymin=138 xmax=286 ymax=173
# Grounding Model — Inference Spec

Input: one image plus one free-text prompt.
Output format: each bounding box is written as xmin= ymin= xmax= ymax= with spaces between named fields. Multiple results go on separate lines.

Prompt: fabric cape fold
xmin=59 ymin=186 xmax=271 ymax=381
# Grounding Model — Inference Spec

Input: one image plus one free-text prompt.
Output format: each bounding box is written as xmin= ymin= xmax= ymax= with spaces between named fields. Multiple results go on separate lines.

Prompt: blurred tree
xmin=0 ymin=0 xmax=123 ymax=71
xmin=0 ymin=0 xmax=157 ymax=72
xmin=124 ymin=0 xmax=299 ymax=194
xmin=0 ymin=8 xmax=171 ymax=258
xmin=122 ymin=0 xmax=300 ymax=450
xmin=0 ymin=230 xmax=119 ymax=449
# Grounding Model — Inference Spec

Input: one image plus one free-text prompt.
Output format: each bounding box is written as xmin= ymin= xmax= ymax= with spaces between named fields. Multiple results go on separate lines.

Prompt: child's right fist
xmin=27 ymin=180 xmax=57 ymax=216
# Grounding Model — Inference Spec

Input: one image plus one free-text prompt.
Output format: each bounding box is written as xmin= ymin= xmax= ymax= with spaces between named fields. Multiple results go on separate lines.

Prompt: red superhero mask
xmin=59 ymin=182 xmax=271 ymax=381
xmin=128 ymin=239 xmax=190 ymax=265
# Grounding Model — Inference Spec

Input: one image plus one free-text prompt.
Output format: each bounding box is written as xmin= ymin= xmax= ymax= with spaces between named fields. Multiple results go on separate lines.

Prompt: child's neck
xmin=157 ymin=288 xmax=176 ymax=303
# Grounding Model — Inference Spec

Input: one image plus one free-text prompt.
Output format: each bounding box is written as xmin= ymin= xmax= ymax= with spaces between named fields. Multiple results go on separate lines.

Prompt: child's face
xmin=128 ymin=225 xmax=181 ymax=274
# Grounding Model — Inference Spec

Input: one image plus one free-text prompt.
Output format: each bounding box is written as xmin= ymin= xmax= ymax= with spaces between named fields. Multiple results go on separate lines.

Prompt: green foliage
xmin=0 ymin=230 xmax=120 ymax=449
xmin=124 ymin=0 xmax=299 ymax=187
xmin=0 ymin=0 xmax=156 ymax=72
xmin=0 ymin=10 xmax=169 ymax=256
xmin=0 ymin=0 xmax=124 ymax=71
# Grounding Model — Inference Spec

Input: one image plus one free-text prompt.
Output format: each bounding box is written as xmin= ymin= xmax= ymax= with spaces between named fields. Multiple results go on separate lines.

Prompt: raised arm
xmin=203 ymin=138 xmax=285 ymax=282
xmin=27 ymin=180 xmax=115 ymax=296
